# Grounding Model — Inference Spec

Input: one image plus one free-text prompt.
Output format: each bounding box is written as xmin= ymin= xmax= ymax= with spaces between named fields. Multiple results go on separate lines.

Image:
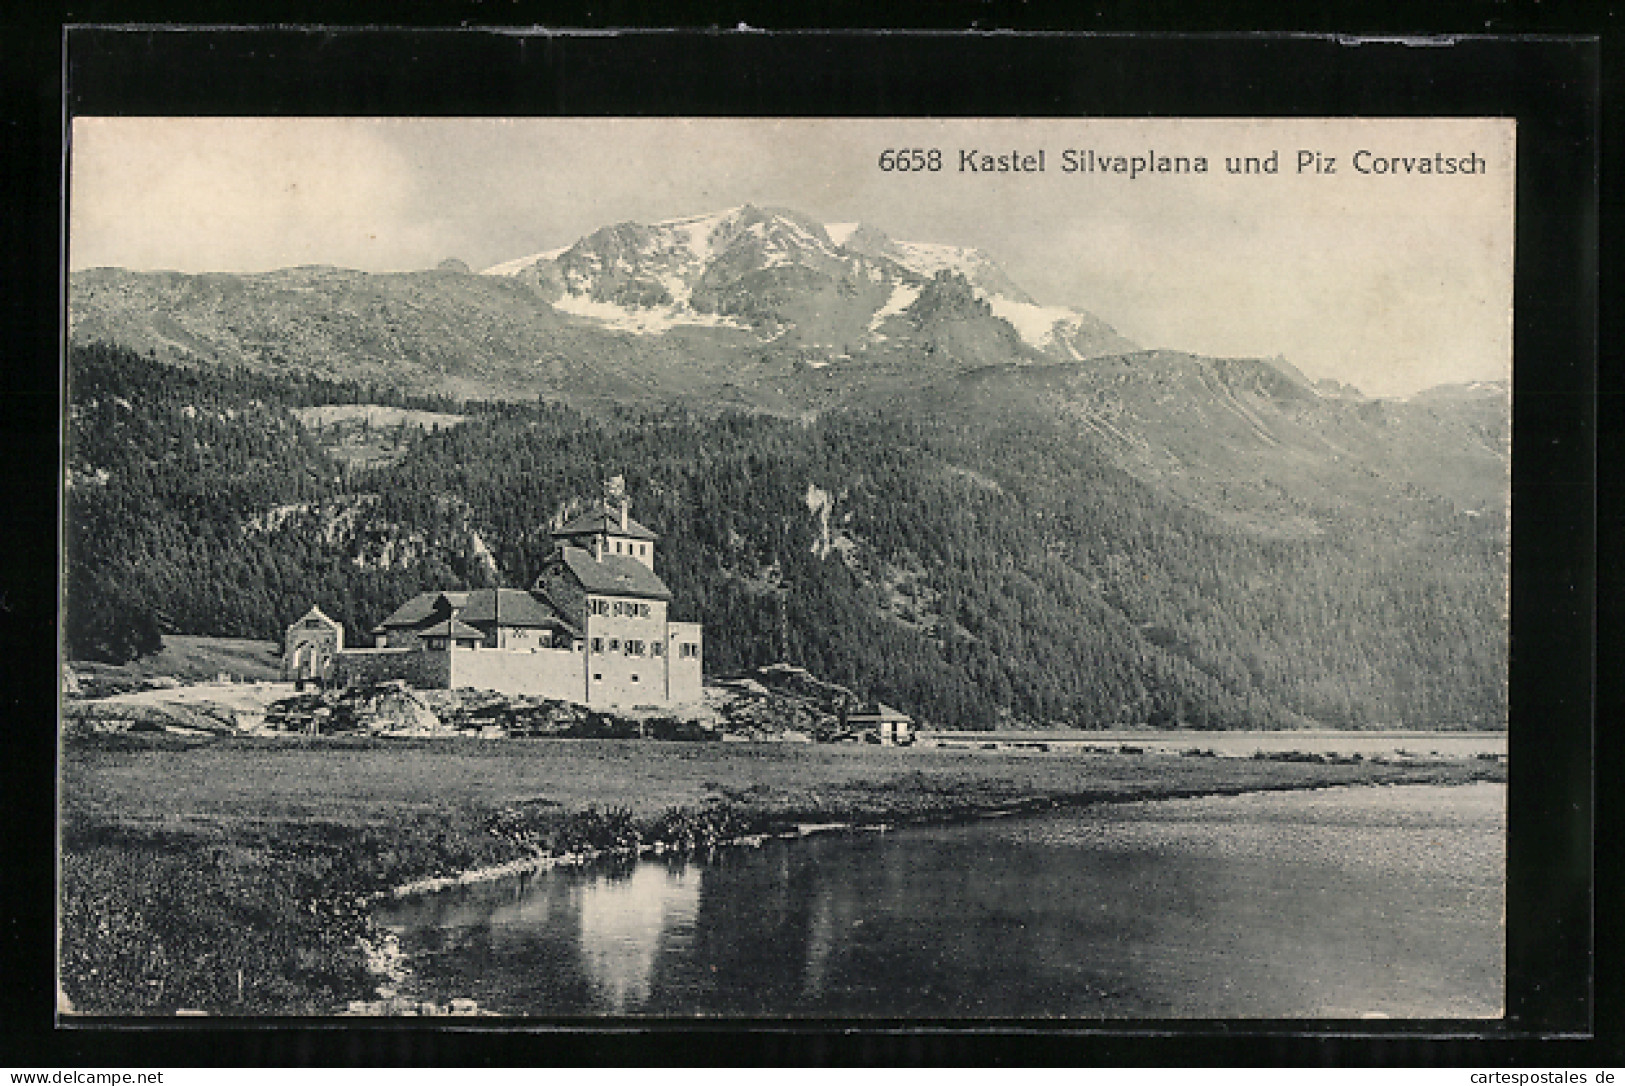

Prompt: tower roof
xmin=552 ymin=504 xmax=659 ymax=542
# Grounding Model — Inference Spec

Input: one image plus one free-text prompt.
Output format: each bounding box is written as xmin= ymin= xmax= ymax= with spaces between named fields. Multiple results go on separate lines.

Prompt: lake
xmin=373 ymin=781 xmax=1504 ymax=1019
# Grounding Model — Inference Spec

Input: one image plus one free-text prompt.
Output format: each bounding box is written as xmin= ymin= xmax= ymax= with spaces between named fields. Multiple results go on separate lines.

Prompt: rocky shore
xmin=63 ymin=662 xmax=866 ymax=744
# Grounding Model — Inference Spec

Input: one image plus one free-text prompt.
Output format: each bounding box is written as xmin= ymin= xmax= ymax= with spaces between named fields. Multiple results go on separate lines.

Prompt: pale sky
xmin=70 ymin=117 xmax=1514 ymax=398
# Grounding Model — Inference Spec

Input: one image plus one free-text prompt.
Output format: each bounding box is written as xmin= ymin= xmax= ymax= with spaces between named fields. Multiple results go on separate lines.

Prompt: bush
xmin=59 ymin=834 xmax=373 ymax=1014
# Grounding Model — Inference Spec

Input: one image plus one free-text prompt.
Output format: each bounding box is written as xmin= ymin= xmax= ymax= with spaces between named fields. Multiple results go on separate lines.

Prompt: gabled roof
xmin=375 ymin=591 xmax=470 ymax=630
xmin=556 ymin=547 xmax=672 ymax=601
xmin=417 ymin=617 xmax=486 ymax=641
xmin=552 ymin=505 xmax=658 ymax=542
xmin=849 ymin=702 xmax=912 ymax=723
xmin=459 ymin=588 xmax=570 ymax=629
xmin=295 ymin=605 xmax=342 ymax=629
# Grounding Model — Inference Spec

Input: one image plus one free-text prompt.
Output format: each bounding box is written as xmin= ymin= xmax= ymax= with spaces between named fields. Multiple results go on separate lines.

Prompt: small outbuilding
xmin=847 ymin=702 xmax=914 ymax=745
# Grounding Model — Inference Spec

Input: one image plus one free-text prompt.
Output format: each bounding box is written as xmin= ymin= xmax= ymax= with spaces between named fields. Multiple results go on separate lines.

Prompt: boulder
xmin=341 ymin=682 xmax=443 ymax=734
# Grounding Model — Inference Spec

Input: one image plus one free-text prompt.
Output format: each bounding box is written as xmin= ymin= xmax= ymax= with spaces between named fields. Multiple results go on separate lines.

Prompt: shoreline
xmin=377 ymin=768 xmax=1503 ymax=903
xmin=59 ymin=737 xmax=1505 ymax=1016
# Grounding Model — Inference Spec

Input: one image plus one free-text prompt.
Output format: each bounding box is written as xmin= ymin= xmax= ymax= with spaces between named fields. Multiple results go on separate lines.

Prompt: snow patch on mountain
xmin=987 ymin=296 xmax=1094 ymax=357
xmin=888 ymin=240 xmax=987 ymax=280
xmin=868 ymin=282 xmax=922 ymax=332
xmin=665 ymin=206 xmax=744 ymax=248
xmin=824 ymin=222 xmax=859 ymax=247
xmin=550 ymin=291 xmax=750 ymax=334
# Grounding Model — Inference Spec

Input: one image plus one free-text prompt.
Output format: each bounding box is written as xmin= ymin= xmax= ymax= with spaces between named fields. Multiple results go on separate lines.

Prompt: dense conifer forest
xmin=64 ymin=343 xmax=1507 ymax=730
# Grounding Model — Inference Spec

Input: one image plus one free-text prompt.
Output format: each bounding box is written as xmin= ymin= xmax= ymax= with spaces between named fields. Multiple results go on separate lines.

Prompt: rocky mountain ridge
xmin=70 ymin=205 xmax=1141 ymax=407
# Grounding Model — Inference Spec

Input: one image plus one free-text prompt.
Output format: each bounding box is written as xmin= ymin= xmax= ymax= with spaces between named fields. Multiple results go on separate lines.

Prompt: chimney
xmin=620 ymin=497 xmax=629 ymax=531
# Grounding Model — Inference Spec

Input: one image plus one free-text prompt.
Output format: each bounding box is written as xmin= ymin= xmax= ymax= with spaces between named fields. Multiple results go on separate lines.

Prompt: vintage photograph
xmin=61 ymin=116 xmax=1513 ymax=1019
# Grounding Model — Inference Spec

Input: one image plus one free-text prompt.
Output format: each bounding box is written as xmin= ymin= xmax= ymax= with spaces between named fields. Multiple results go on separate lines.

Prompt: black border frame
xmin=4 ymin=25 xmax=1605 ymax=1067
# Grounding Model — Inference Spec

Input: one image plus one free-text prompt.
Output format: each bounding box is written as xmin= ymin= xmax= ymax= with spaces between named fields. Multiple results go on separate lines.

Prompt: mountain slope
xmin=65 ymin=345 xmax=1507 ymax=730
xmin=64 ymin=204 xmax=1509 ymax=731
xmin=904 ymin=352 xmax=1509 ymax=540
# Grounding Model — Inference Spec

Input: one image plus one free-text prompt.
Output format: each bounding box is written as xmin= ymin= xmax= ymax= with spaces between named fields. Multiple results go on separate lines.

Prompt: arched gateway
xmin=281 ymin=605 xmax=344 ymax=686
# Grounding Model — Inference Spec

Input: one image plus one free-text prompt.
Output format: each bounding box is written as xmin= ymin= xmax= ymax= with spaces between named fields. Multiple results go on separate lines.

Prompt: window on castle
xmin=591 ymin=638 xmax=604 ymax=653
xmin=631 ymin=675 xmax=639 ymax=683
xmin=608 ymin=639 xmax=621 ymax=652
xmin=626 ymin=640 xmax=645 ymax=656
xmin=679 ymin=642 xmax=699 ymax=659
xmin=639 ymin=544 xmax=646 ymax=557
xmin=652 ymin=642 xmax=663 ymax=657
xmin=588 ymin=599 xmax=610 ymax=617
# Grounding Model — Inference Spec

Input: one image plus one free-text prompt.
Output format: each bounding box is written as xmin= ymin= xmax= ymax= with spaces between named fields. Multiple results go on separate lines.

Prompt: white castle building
xmin=282 ymin=495 xmax=703 ymax=707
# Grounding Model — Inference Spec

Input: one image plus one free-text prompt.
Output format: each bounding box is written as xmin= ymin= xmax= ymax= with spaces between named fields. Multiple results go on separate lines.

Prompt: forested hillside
xmin=64 ymin=344 xmax=1505 ymax=730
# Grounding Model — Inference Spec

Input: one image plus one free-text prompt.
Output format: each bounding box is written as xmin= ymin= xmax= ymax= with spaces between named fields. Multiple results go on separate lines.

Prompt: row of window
xmin=582 ymin=637 xmax=698 ymax=659
xmin=589 ymin=638 xmax=661 ymax=657
xmin=587 ymin=598 xmax=654 ymax=619
xmin=608 ymin=539 xmax=648 ymax=558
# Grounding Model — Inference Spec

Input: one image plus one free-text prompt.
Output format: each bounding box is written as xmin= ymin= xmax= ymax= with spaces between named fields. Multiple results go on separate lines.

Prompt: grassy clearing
xmin=69 ymin=636 xmax=284 ymax=697
xmin=60 ymin=734 xmax=1505 ymax=1015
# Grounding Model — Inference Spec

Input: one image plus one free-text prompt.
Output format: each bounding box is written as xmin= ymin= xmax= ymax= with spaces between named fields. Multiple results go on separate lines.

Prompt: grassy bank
xmin=60 ymin=734 xmax=1506 ymax=1015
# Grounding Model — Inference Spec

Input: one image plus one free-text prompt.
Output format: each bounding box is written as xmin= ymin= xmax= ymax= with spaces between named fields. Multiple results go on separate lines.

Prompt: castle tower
xmin=550 ymin=494 xmax=658 ymax=570
xmin=534 ymin=485 xmax=702 ymax=707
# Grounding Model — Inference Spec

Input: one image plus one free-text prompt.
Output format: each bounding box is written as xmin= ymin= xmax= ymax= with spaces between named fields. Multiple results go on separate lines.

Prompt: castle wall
xmin=666 ymin=622 xmax=704 ymax=705
xmin=334 ymin=628 xmax=694 ymax=706
xmin=583 ymin=602 xmax=670 ymax=708
xmin=490 ymin=626 xmax=553 ymax=650
xmin=448 ymin=645 xmax=587 ymax=700
xmin=334 ymin=647 xmax=451 ymax=689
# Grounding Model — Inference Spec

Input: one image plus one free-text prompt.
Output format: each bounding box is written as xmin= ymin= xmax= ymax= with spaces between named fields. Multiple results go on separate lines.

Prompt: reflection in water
xmin=801 ymin=886 xmax=836 ymax=1000
xmin=574 ymin=863 xmax=700 ymax=1013
xmin=378 ymin=783 xmax=1504 ymax=1018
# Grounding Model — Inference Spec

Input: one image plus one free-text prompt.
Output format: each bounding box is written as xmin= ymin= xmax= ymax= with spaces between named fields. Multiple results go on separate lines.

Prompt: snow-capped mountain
xmin=70 ymin=204 xmax=1146 ymax=414
xmin=481 ymin=204 xmax=1136 ymax=361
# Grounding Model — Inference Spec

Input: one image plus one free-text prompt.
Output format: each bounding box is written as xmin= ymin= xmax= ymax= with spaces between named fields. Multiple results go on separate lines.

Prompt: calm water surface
xmin=374 ymin=782 xmax=1504 ymax=1018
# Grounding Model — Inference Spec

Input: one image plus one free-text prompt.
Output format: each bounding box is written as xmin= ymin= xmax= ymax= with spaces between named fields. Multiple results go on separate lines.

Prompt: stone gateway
xmin=281 ymin=605 xmax=344 ymax=687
